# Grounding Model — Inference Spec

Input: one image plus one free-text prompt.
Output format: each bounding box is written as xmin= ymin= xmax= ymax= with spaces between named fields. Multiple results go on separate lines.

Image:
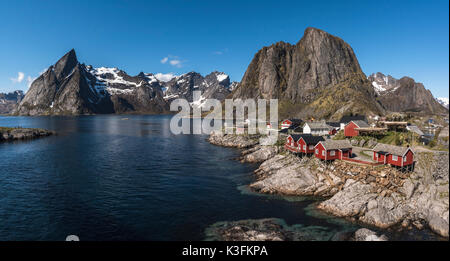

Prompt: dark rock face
xmin=0 ymin=90 xmax=24 ymax=114
xmin=368 ymin=72 xmax=448 ymax=114
xmin=14 ymin=49 xmax=169 ymax=115
xmin=233 ymin=27 xmax=383 ymax=119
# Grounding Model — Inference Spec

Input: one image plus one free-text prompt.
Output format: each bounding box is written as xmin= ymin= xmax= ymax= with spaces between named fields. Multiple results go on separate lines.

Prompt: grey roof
xmin=340 ymin=115 xmax=367 ymax=124
xmin=326 ymin=122 xmax=340 ymax=128
xmin=406 ymin=125 xmax=424 ymax=136
xmin=301 ymin=135 xmax=325 ymax=145
xmin=304 ymin=121 xmax=333 ymax=130
xmin=318 ymin=139 xmax=352 ymax=150
xmin=352 ymin=120 xmax=370 ymax=128
xmin=372 ymin=143 xmax=413 ymax=156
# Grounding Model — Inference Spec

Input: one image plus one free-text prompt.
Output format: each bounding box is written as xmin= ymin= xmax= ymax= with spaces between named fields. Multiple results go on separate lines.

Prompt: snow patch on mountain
xmin=437 ymin=97 xmax=449 ymax=109
xmin=154 ymin=73 xmax=177 ymax=82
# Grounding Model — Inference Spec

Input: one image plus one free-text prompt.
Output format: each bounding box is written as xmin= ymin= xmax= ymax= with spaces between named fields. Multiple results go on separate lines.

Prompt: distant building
xmin=339 ymin=115 xmax=367 ymax=130
xmin=281 ymin=119 xmax=303 ymax=129
xmin=406 ymin=125 xmax=424 ymax=136
xmin=314 ymin=140 xmax=352 ymax=161
xmin=303 ymin=121 xmax=333 ymax=135
xmin=326 ymin=122 xmax=340 ymax=135
xmin=372 ymin=143 xmax=414 ymax=169
xmin=344 ymin=120 xmax=370 ymax=137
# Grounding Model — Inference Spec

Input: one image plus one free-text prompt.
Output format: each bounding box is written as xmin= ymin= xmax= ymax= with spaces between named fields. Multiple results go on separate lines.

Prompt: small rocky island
xmin=207 ymin=132 xmax=449 ymax=240
xmin=0 ymin=127 xmax=55 ymax=142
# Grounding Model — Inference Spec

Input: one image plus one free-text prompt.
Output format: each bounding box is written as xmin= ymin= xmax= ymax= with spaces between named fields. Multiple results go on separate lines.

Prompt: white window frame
xmin=392 ymin=155 xmax=398 ymax=161
xmin=303 ymin=145 xmax=306 ymax=150
xmin=315 ymin=149 xmax=319 ymax=154
xmin=330 ymin=150 xmax=335 ymax=156
xmin=322 ymin=150 xmax=325 ymax=156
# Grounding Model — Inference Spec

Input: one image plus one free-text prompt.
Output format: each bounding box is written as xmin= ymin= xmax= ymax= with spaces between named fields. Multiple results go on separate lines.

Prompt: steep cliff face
xmin=233 ymin=27 xmax=382 ymax=119
xmin=368 ymin=72 xmax=448 ymax=114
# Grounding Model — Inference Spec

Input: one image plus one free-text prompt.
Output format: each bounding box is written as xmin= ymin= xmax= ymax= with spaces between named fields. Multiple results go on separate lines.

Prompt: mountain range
xmin=12 ymin=49 xmax=236 ymax=115
xmin=0 ymin=90 xmax=24 ymax=114
xmin=8 ymin=27 xmax=449 ymax=118
xmin=232 ymin=27 xmax=447 ymax=119
xmin=368 ymin=72 xmax=447 ymax=114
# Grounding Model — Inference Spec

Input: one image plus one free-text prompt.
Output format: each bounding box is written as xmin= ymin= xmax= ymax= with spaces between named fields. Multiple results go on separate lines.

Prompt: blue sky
xmin=0 ymin=0 xmax=448 ymax=98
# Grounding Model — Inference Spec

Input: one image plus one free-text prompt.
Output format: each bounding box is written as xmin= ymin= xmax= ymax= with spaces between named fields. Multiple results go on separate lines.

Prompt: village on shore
xmin=208 ymin=113 xmax=449 ymax=240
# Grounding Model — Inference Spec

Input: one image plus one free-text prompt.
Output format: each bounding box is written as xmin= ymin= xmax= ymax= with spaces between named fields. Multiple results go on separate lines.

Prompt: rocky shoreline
xmin=205 ymin=218 xmax=388 ymax=241
xmin=0 ymin=127 xmax=55 ymax=142
xmin=207 ymin=132 xmax=449 ymax=239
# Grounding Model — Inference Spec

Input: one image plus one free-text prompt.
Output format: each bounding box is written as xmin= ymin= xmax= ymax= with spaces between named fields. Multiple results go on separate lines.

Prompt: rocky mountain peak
xmin=53 ymin=49 xmax=79 ymax=79
xmin=233 ymin=27 xmax=380 ymax=119
xmin=370 ymin=72 xmax=448 ymax=114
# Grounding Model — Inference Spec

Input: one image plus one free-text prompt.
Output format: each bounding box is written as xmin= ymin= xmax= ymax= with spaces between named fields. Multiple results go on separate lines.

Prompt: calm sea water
xmin=0 ymin=115 xmax=439 ymax=241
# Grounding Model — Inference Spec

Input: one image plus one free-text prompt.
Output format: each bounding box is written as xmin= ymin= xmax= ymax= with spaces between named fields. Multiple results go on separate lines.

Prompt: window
xmin=303 ymin=145 xmax=306 ymax=150
xmin=315 ymin=149 xmax=319 ymax=154
xmin=322 ymin=150 xmax=325 ymax=156
xmin=330 ymin=150 xmax=335 ymax=156
xmin=392 ymin=155 xmax=398 ymax=161
xmin=374 ymin=153 xmax=378 ymax=159
xmin=403 ymin=156 xmax=406 ymax=162
xmin=309 ymin=145 xmax=314 ymax=150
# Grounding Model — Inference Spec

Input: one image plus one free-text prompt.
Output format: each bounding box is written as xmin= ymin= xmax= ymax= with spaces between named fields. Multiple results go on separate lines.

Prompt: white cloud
xmin=169 ymin=59 xmax=182 ymax=67
xmin=213 ymin=51 xmax=223 ymax=55
xmin=154 ymin=73 xmax=177 ymax=82
xmin=11 ymin=72 xmax=25 ymax=83
xmin=161 ymin=55 xmax=185 ymax=68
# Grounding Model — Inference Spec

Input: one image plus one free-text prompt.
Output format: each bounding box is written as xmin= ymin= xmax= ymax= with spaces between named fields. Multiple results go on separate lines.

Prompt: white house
xmin=303 ymin=122 xmax=333 ymax=136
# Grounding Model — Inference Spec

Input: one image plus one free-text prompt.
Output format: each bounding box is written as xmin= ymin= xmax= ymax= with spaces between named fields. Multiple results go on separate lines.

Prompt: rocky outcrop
xmin=0 ymin=90 xmax=24 ymax=114
xmin=369 ymin=72 xmax=448 ymax=115
xmin=240 ymin=145 xmax=279 ymax=163
xmin=0 ymin=127 xmax=54 ymax=141
xmin=351 ymin=228 xmax=388 ymax=241
xmin=205 ymin=218 xmax=388 ymax=241
xmin=318 ymin=152 xmax=449 ymax=237
xmin=205 ymin=218 xmax=340 ymax=241
xmin=233 ymin=27 xmax=383 ymax=119
xmin=207 ymin=132 xmax=259 ymax=148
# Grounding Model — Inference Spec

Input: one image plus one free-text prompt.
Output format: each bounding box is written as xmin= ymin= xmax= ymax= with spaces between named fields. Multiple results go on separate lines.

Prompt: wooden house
xmin=372 ymin=143 xmax=414 ymax=168
xmin=281 ymin=119 xmax=303 ymax=129
xmin=339 ymin=115 xmax=367 ymax=130
xmin=303 ymin=121 xmax=333 ymax=136
xmin=344 ymin=120 xmax=370 ymax=137
xmin=314 ymin=140 xmax=352 ymax=161
xmin=298 ymin=135 xmax=325 ymax=154
xmin=285 ymin=134 xmax=303 ymax=153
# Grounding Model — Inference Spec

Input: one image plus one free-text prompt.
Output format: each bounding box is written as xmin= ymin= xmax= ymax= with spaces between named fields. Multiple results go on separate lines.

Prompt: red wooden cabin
xmin=344 ymin=120 xmax=370 ymax=137
xmin=298 ymin=135 xmax=325 ymax=154
xmin=281 ymin=119 xmax=303 ymax=129
xmin=285 ymin=134 xmax=303 ymax=153
xmin=372 ymin=143 xmax=414 ymax=167
xmin=314 ymin=140 xmax=352 ymax=161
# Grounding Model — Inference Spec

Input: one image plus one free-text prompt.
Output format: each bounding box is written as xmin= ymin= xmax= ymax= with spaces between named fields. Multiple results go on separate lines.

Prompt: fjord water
xmin=0 ymin=115 xmax=435 ymax=241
